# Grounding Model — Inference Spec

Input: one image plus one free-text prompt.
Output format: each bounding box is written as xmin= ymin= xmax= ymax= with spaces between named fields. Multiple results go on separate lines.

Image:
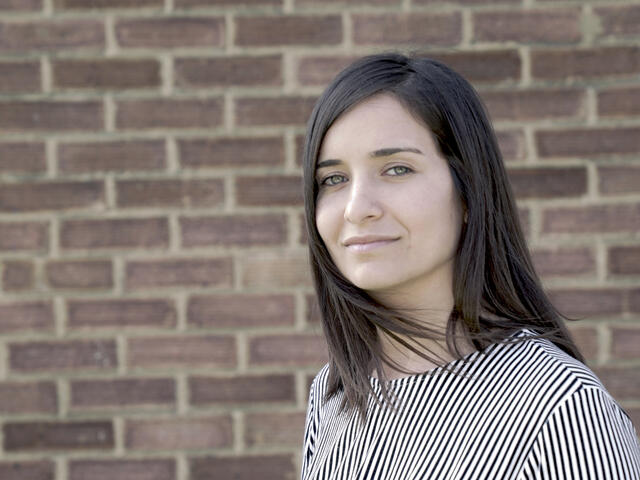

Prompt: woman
xmin=300 ymin=53 xmax=640 ymax=479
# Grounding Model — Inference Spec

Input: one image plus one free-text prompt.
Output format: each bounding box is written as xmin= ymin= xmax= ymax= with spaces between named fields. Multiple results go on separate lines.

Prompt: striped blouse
xmin=301 ymin=329 xmax=640 ymax=479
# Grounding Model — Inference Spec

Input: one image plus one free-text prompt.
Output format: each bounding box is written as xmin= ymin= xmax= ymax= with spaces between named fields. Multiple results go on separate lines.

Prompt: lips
xmin=343 ymin=235 xmax=400 ymax=247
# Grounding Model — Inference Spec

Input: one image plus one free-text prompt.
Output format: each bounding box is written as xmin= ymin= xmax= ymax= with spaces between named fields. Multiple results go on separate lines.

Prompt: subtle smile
xmin=343 ymin=236 xmax=400 ymax=252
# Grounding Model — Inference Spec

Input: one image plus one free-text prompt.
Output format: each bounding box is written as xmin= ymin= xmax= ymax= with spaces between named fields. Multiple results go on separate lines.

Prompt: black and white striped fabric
xmin=301 ymin=329 xmax=640 ymax=479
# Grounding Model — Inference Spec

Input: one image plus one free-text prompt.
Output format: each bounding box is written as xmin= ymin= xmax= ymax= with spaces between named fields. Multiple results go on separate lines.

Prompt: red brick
xmin=115 ymin=17 xmax=224 ymax=49
xmin=116 ymin=98 xmax=223 ymax=129
xmin=69 ymin=459 xmax=174 ymax=480
xmin=0 ymin=221 xmax=48 ymax=252
xmin=125 ymin=416 xmax=232 ymax=450
xmin=235 ymin=96 xmax=316 ymax=127
xmin=531 ymin=247 xmax=595 ymax=277
xmin=297 ymin=55 xmax=360 ymax=87
xmin=189 ymin=374 xmax=295 ymax=404
xmin=594 ymin=5 xmax=640 ymax=38
xmin=3 ymin=260 xmax=34 ymax=291
xmin=507 ymin=167 xmax=586 ymax=199
xmin=0 ymin=0 xmax=41 ymax=10
xmin=60 ymin=217 xmax=169 ymax=250
xmin=531 ymin=46 xmax=640 ymax=80
xmin=188 ymin=294 xmax=295 ymax=328
xmin=235 ymin=15 xmax=341 ymax=47
xmin=127 ymin=335 xmax=236 ymax=368
xmin=415 ymin=0 xmax=518 ymax=3
xmin=236 ymin=175 xmax=302 ymax=206
xmin=0 ymin=19 xmax=104 ymax=53
xmin=0 ymin=381 xmax=57 ymax=414
xmin=59 ymin=140 xmax=165 ymax=173
xmin=565 ymin=325 xmax=598 ymax=362
xmin=245 ymin=411 xmax=305 ymax=447
xmin=429 ymin=50 xmax=521 ymax=84
xmin=598 ymin=87 xmax=640 ymax=117
xmin=608 ymin=246 xmax=640 ymax=276
xmin=116 ymin=179 xmax=224 ymax=208
xmin=610 ymin=327 xmax=640 ymax=361
xmin=180 ymin=214 xmax=287 ymax=247
xmin=179 ymin=136 xmax=284 ymax=168
xmin=542 ymin=204 xmax=640 ymax=234
xmin=0 ymin=180 xmax=104 ymax=213
xmin=353 ymin=13 xmax=461 ymax=46
xmin=45 ymin=259 xmax=112 ymax=289
xmin=10 ymin=340 xmax=117 ymax=372
xmin=68 ymin=298 xmax=177 ymax=330
xmin=52 ymin=58 xmax=160 ymax=90
xmin=249 ymin=334 xmax=328 ymax=366
xmin=54 ymin=0 xmax=161 ymax=8
xmin=190 ymin=455 xmax=295 ymax=480
xmin=0 ymin=61 xmax=40 ymax=92
xmin=175 ymin=55 xmax=282 ymax=88
xmin=592 ymin=367 xmax=639 ymax=401
xmin=3 ymin=421 xmax=113 ymax=451
xmin=473 ymin=9 xmax=580 ymax=44
xmin=126 ymin=257 xmax=232 ymax=289
xmin=598 ymin=166 xmax=640 ymax=195
xmin=481 ymin=88 xmax=585 ymax=121
xmin=0 ymin=100 xmax=102 ymax=131
xmin=496 ymin=130 xmax=526 ymax=161
xmin=537 ymin=127 xmax=640 ymax=158
xmin=0 ymin=142 xmax=46 ymax=174
xmin=178 ymin=0 xmax=278 ymax=5
xmin=241 ymin=251 xmax=312 ymax=288
xmin=0 ymin=301 xmax=54 ymax=334
xmin=0 ymin=460 xmax=53 ymax=480
xmin=631 ymin=289 xmax=640 ymax=314
xmin=297 ymin=0 xmax=396 ymax=4
xmin=547 ymin=289 xmax=625 ymax=318
xmin=70 ymin=378 xmax=175 ymax=410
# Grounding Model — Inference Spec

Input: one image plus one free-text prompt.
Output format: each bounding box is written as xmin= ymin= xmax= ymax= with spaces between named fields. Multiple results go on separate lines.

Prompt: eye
xmin=319 ymin=173 xmax=347 ymax=187
xmin=385 ymin=165 xmax=414 ymax=176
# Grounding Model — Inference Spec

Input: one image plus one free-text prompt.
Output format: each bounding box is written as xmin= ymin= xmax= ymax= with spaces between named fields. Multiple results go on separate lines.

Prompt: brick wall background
xmin=0 ymin=0 xmax=639 ymax=478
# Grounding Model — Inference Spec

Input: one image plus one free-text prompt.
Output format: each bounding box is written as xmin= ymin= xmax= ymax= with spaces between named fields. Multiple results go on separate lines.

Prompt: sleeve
xmin=300 ymin=376 xmax=318 ymax=480
xmin=518 ymin=387 xmax=640 ymax=479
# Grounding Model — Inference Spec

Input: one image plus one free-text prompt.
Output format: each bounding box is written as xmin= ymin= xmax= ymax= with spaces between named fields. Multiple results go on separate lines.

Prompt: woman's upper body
xmin=301 ymin=329 xmax=640 ymax=480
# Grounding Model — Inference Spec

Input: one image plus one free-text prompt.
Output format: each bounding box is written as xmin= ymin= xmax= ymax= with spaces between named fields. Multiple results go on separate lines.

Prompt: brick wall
xmin=0 ymin=0 xmax=639 ymax=478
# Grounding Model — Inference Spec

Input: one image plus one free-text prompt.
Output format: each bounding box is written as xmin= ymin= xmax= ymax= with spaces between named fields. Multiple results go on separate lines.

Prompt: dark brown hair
xmin=302 ymin=52 xmax=584 ymax=423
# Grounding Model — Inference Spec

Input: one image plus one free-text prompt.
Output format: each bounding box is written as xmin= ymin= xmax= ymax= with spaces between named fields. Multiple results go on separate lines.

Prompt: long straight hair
xmin=302 ymin=52 xmax=584 ymax=423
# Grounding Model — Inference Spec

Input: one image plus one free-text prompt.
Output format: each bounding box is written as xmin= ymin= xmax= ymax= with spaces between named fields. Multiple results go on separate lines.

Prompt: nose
xmin=344 ymin=179 xmax=383 ymax=224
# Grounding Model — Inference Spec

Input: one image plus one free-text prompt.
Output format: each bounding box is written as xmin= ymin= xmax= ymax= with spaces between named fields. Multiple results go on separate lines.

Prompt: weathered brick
xmin=116 ymin=179 xmax=224 ymax=208
xmin=10 ymin=339 xmax=117 ymax=372
xmin=241 ymin=251 xmax=311 ymax=288
xmin=537 ymin=128 xmax=640 ymax=158
xmin=353 ymin=13 xmax=461 ymax=46
xmin=0 ymin=142 xmax=46 ymax=174
xmin=189 ymin=374 xmax=295 ymax=404
xmin=52 ymin=58 xmax=160 ymax=90
xmin=610 ymin=327 xmax=640 ymax=360
xmin=608 ymin=246 xmax=640 ymax=275
xmin=0 ymin=221 xmax=48 ymax=252
xmin=0 ymin=381 xmax=57 ymax=414
xmin=125 ymin=416 xmax=232 ymax=450
xmin=115 ymin=17 xmax=224 ymax=49
xmin=127 ymin=335 xmax=236 ymax=368
xmin=178 ymin=0 xmax=279 ymax=6
xmin=235 ymin=96 xmax=316 ymax=127
xmin=175 ymin=55 xmax=282 ymax=88
xmin=630 ymin=289 xmax=640 ymax=314
xmin=594 ymin=5 xmax=640 ymax=38
xmin=415 ymin=0 xmax=518 ymax=3
xmin=0 ymin=61 xmax=40 ymax=93
xmin=496 ymin=129 xmax=526 ymax=161
xmin=54 ymin=0 xmax=162 ymax=8
xmin=45 ymin=259 xmax=112 ymax=289
xmin=236 ymin=175 xmax=303 ymax=206
xmin=0 ymin=101 xmax=102 ymax=131
xmin=599 ymin=166 xmax=640 ymax=195
xmin=297 ymin=55 xmax=360 ymax=87
xmin=507 ymin=167 xmax=586 ymax=199
xmin=59 ymin=140 xmax=165 ymax=173
xmin=473 ymin=9 xmax=580 ymax=44
xmin=188 ymin=294 xmax=295 ymax=328
xmin=0 ymin=460 xmax=53 ymax=480
xmin=565 ymin=325 xmax=598 ymax=362
xmin=0 ymin=301 xmax=54 ymax=334
xmin=68 ymin=298 xmax=177 ymax=330
xmin=542 ymin=204 xmax=640 ymax=234
xmin=531 ymin=247 xmax=595 ymax=277
xmin=481 ymin=88 xmax=585 ymax=121
xmin=3 ymin=260 xmax=35 ymax=291
xmin=116 ymin=98 xmax=223 ymax=129
xmin=126 ymin=257 xmax=232 ymax=289
xmin=69 ymin=459 xmax=175 ymax=480
xmin=70 ymin=378 xmax=175 ymax=410
xmin=179 ymin=136 xmax=284 ymax=168
xmin=531 ymin=46 xmax=640 ymax=80
xmin=3 ymin=421 xmax=113 ymax=451
xmin=429 ymin=50 xmax=521 ymax=84
xmin=592 ymin=367 xmax=639 ymax=400
xmin=297 ymin=0 xmax=396 ymax=4
xmin=0 ymin=19 xmax=104 ymax=53
xmin=60 ymin=217 xmax=169 ymax=250
xmin=547 ymin=289 xmax=625 ymax=318
xmin=598 ymin=87 xmax=640 ymax=117
xmin=245 ymin=411 xmax=305 ymax=447
xmin=0 ymin=180 xmax=104 ymax=213
xmin=0 ymin=0 xmax=41 ymax=10
xmin=249 ymin=334 xmax=328 ymax=366
xmin=190 ymin=454 xmax=295 ymax=480
xmin=235 ymin=15 xmax=341 ymax=47
xmin=180 ymin=214 xmax=287 ymax=247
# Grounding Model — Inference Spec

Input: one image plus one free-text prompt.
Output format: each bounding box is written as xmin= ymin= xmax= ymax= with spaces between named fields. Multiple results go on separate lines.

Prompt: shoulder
xmin=308 ymin=362 xmax=331 ymax=398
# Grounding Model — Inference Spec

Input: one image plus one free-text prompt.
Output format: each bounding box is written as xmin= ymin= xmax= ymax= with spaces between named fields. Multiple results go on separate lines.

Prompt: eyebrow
xmin=316 ymin=147 xmax=424 ymax=170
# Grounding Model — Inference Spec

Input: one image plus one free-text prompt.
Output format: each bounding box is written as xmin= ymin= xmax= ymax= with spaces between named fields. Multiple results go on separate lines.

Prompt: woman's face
xmin=314 ymin=93 xmax=465 ymax=304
